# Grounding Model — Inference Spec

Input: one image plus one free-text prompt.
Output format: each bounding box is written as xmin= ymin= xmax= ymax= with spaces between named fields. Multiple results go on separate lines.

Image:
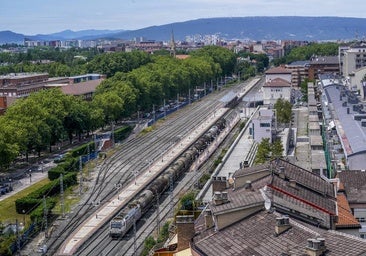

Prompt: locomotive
xmin=109 ymin=118 xmax=226 ymax=239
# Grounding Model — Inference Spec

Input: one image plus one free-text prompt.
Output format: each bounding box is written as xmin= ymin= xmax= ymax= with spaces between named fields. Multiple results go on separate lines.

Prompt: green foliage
xmin=0 ymin=234 xmax=16 ymax=256
xmin=300 ymin=79 xmax=310 ymax=102
xmin=15 ymin=173 xmax=77 ymax=213
xmin=272 ymin=139 xmax=284 ymax=158
xmin=191 ymin=45 xmax=235 ymax=76
xmin=255 ymin=138 xmax=272 ymax=164
xmin=29 ymin=197 xmax=57 ymax=223
xmin=141 ymin=236 xmax=157 ymax=256
xmin=272 ymin=42 xmax=339 ymax=65
xmin=180 ymin=191 xmax=196 ymax=211
xmin=255 ymin=138 xmax=284 ymax=164
xmin=274 ymin=98 xmax=292 ymax=124
xmin=157 ymin=221 xmax=170 ymax=243
xmin=113 ymin=126 xmax=133 ymax=142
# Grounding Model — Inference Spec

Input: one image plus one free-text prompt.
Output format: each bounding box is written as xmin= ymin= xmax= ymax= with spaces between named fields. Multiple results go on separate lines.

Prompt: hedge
xmin=114 ymin=126 xmax=133 ymax=142
xmin=15 ymin=173 xmax=77 ymax=214
xmin=48 ymin=157 xmax=80 ymax=181
xmin=69 ymin=142 xmax=96 ymax=157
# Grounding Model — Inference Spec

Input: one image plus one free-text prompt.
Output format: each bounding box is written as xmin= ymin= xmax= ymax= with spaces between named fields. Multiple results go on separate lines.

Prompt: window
xmin=260 ymin=123 xmax=270 ymax=127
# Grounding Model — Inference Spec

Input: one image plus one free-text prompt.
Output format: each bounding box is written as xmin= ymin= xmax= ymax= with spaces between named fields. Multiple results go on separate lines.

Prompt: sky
xmin=1 ymin=0 xmax=366 ymax=35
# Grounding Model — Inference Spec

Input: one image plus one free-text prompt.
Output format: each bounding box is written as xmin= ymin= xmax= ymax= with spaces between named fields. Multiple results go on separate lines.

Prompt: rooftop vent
xmin=306 ymin=238 xmax=326 ymax=256
xmin=213 ymin=191 xmax=229 ymax=206
xmin=275 ymin=215 xmax=291 ymax=236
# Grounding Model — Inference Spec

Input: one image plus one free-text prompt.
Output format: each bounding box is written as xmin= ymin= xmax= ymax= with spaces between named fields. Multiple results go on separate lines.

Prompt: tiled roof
xmin=232 ymin=164 xmax=269 ymax=179
xmin=269 ymin=176 xmax=336 ymax=215
xmin=263 ymin=78 xmax=291 ymax=87
xmin=209 ymin=189 xmax=264 ymax=215
xmin=271 ymin=159 xmax=335 ymax=198
xmin=192 ymin=210 xmax=366 ymax=256
xmin=337 ymin=171 xmax=366 ymax=203
xmin=59 ymin=79 xmax=103 ymax=96
xmin=336 ymin=193 xmax=360 ymax=229
xmin=265 ymin=66 xmax=292 ymax=74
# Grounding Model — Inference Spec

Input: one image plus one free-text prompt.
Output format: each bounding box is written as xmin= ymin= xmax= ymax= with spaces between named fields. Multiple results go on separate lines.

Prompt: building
xmin=320 ymin=75 xmax=366 ymax=170
xmin=248 ymin=108 xmax=275 ymax=143
xmin=262 ymin=77 xmax=292 ymax=105
xmin=337 ymin=171 xmax=366 ymax=238
xmin=308 ymin=56 xmax=339 ymax=80
xmin=0 ymin=73 xmax=105 ymax=113
xmin=264 ymin=66 xmax=292 ymax=84
xmin=346 ymin=66 xmax=366 ymax=99
xmin=285 ymin=60 xmax=309 ymax=87
xmin=179 ymin=159 xmax=366 ymax=255
xmin=340 ymin=43 xmax=366 ymax=77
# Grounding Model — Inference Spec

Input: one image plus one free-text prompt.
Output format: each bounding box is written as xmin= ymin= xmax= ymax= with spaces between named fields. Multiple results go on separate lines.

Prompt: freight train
xmin=109 ymin=118 xmax=226 ymax=239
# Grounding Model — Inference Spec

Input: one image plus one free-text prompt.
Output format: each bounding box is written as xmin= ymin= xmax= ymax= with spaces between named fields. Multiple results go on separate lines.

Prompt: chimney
xmin=176 ymin=215 xmax=195 ymax=251
xmin=305 ymin=238 xmax=326 ymax=256
xmin=289 ymin=179 xmax=296 ymax=188
xmin=204 ymin=209 xmax=214 ymax=229
xmin=278 ymin=166 xmax=286 ymax=179
xmin=245 ymin=180 xmax=253 ymax=190
xmin=275 ymin=215 xmax=291 ymax=236
xmin=212 ymin=176 xmax=227 ymax=193
xmin=213 ymin=191 xmax=229 ymax=205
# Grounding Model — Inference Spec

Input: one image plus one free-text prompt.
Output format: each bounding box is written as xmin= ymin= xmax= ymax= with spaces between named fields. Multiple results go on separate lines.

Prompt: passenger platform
xmin=57 ymin=107 xmax=228 ymax=255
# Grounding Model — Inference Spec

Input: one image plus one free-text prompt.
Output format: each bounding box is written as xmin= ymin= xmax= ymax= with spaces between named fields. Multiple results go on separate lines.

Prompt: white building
xmin=262 ymin=78 xmax=292 ymax=105
xmin=264 ymin=66 xmax=292 ymax=83
xmin=248 ymin=108 xmax=275 ymax=143
xmin=340 ymin=44 xmax=366 ymax=76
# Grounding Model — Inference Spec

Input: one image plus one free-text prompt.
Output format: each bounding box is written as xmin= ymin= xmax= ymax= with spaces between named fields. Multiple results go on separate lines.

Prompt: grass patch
xmin=52 ymin=186 xmax=80 ymax=215
xmin=0 ymin=178 xmax=50 ymax=224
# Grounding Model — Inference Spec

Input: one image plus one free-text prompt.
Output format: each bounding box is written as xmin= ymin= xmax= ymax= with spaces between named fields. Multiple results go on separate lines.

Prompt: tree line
xmin=0 ymin=46 xmax=245 ymax=170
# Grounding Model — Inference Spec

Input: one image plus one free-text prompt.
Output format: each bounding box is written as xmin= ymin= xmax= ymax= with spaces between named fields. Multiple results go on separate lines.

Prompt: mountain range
xmin=1 ymin=16 xmax=366 ymax=45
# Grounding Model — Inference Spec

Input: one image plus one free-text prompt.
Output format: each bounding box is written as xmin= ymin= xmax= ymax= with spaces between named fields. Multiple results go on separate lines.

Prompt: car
xmin=53 ymin=154 xmax=65 ymax=163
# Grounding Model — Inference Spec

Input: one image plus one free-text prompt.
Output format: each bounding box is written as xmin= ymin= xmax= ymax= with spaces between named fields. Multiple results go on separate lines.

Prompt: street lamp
xmin=29 ymin=170 xmax=32 ymax=184
xmin=22 ymin=210 xmax=26 ymax=226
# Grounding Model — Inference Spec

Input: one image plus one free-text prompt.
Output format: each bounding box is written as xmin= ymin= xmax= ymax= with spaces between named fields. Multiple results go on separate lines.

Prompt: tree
xmin=274 ymin=98 xmax=292 ymax=124
xmin=255 ymin=138 xmax=271 ymax=164
xmin=0 ymin=118 xmax=20 ymax=170
xmin=271 ymin=139 xmax=284 ymax=158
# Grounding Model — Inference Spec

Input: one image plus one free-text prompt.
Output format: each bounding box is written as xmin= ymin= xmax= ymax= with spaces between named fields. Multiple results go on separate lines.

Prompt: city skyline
xmin=1 ymin=0 xmax=366 ymax=35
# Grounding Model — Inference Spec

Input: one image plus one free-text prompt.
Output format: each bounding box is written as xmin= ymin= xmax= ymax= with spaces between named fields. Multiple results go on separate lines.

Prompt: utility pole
xmin=133 ymin=215 xmax=137 ymax=256
xmin=60 ymin=174 xmax=65 ymax=218
xmin=79 ymin=156 xmax=83 ymax=196
xmin=43 ymin=196 xmax=48 ymax=238
xmin=188 ymin=89 xmax=191 ymax=104
xmin=111 ymin=122 xmax=115 ymax=147
xmin=156 ymin=193 xmax=160 ymax=236
xmin=170 ymin=174 xmax=174 ymax=218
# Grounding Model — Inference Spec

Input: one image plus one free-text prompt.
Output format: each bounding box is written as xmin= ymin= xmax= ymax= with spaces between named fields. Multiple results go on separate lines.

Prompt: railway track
xmin=46 ymin=87 xmax=237 ymax=254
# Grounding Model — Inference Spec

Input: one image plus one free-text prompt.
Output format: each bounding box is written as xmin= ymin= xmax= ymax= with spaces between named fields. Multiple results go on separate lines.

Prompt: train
xmin=109 ymin=118 xmax=226 ymax=239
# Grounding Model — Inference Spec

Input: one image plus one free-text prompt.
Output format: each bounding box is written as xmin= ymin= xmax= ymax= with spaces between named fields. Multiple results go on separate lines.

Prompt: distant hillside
xmin=1 ymin=16 xmax=366 ymax=44
xmin=110 ymin=16 xmax=366 ymax=41
xmin=0 ymin=30 xmax=25 ymax=44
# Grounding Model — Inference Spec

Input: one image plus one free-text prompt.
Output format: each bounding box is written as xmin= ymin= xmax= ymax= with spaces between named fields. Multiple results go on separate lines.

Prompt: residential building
xmin=264 ymin=66 xmax=292 ymax=83
xmin=248 ymin=108 xmax=275 ymax=143
xmin=346 ymin=66 xmax=366 ymax=99
xmin=338 ymin=171 xmax=366 ymax=239
xmin=262 ymin=77 xmax=292 ymax=105
xmin=340 ymin=43 xmax=366 ymax=76
xmin=173 ymin=159 xmax=366 ymax=256
xmin=285 ymin=60 xmax=309 ymax=87
xmin=308 ymin=56 xmax=339 ymax=80
xmin=320 ymin=75 xmax=366 ymax=170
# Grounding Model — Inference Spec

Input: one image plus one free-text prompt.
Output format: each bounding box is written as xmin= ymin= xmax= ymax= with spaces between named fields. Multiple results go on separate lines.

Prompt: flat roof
xmin=324 ymin=85 xmax=366 ymax=156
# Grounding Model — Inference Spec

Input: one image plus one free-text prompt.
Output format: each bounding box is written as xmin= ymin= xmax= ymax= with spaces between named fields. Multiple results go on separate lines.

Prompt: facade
xmin=248 ymin=108 xmax=275 ymax=143
xmin=308 ymin=56 xmax=339 ymax=80
xmin=262 ymin=77 xmax=292 ymax=105
xmin=264 ymin=66 xmax=292 ymax=83
xmin=340 ymin=44 xmax=366 ymax=76
xmin=320 ymin=75 xmax=366 ymax=170
xmin=285 ymin=60 xmax=309 ymax=87
xmin=347 ymin=66 xmax=366 ymax=99
xmin=338 ymin=171 xmax=366 ymax=239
